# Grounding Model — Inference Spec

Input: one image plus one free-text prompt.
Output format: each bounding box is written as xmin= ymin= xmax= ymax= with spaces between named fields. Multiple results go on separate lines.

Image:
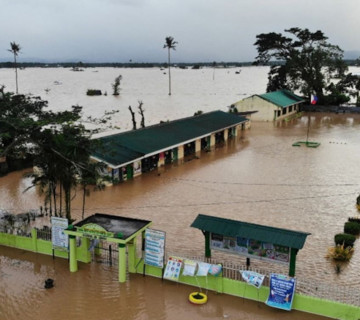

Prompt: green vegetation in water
xmin=327 ymin=244 xmax=354 ymax=261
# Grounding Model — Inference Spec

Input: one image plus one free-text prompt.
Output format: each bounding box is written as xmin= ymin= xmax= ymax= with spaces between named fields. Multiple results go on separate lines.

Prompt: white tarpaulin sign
xmin=51 ymin=217 xmax=68 ymax=250
xmin=240 ymin=270 xmax=265 ymax=288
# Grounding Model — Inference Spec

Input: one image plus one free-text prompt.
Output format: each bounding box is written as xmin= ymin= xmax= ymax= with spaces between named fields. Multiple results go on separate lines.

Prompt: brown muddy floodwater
xmin=1 ymin=113 xmax=360 ymax=319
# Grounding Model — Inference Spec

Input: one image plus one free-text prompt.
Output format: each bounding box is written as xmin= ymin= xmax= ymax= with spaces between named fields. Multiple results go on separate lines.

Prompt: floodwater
xmin=1 ymin=67 xmax=360 ymax=319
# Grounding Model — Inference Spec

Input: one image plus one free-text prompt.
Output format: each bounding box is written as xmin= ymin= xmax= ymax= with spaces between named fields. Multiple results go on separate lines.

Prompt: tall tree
xmin=8 ymin=42 xmax=21 ymax=94
xmin=254 ymin=28 xmax=346 ymax=104
xmin=163 ymin=36 xmax=178 ymax=95
xmin=79 ymin=161 xmax=107 ymax=219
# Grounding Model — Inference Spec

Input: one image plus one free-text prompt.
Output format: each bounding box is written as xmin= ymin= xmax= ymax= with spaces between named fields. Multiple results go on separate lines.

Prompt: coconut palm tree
xmin=163 ymin=36 xmax=178 ymax=95
xmin=8 ymin=42 xmax=21 ymax=94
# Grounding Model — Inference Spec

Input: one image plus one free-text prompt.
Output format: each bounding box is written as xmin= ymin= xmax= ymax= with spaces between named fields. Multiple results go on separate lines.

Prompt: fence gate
xmin=91 ymin=240 xmax=119 ymax=266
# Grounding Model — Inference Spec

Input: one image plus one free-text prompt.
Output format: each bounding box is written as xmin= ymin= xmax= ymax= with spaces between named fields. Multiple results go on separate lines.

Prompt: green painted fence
xmin=1 ymin=230 xmax=359 ymax=320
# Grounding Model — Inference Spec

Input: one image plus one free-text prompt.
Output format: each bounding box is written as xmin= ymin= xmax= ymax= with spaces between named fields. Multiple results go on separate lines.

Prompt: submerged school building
xmin=233 ymin=89 xmax=305 ymax=121
xmin=91 ymin=111 xmax=248 ymax=182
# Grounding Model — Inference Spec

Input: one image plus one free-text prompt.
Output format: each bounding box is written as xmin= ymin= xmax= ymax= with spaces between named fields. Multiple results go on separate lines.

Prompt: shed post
xmin=69 ymin=235 xmax=78 ymax=272
xmin=224 ymin=129 xmax=229 ymax=142
xmin=118 ymin=243 xmax=127 ymax=282
xmin=289 ymin=248 xmax=298 ymax=277
xmin=128 ymin=238 xmax=137 ymax=273
xmin=204 ymin=231 xmax=211 ymax=258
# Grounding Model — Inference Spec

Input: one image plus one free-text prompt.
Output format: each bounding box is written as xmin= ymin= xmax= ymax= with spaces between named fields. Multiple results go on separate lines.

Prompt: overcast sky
xmin=1 ymin=0 xmax=359 ymax=63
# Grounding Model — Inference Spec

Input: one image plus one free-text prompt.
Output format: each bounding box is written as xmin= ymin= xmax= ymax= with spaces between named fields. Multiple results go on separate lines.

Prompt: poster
xmin=144 ymin=228 xmax=165 ymax=268
xmin=210 ymin=233 xmax=290 ymax=264
xmin=266 ymin=274 xmax=296 ymax=311
xmin=164 ymin=256 xmax=183 ymax=281
xmin=240 ymin=270 xmax=265 ymax=288
xmin=51 ymin=217 xmax=68 ymax=250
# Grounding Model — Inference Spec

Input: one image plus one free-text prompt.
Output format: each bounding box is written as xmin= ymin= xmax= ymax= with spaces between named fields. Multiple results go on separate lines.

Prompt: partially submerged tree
xmin=8 ymin=42 xmax=21 ymax=94
xmin=112 ymin=75 xmax=122 ymax=96
xmin=254 ymin=28 xmax=347 ymax=104
xmin=163 ymin=36 xmax=178 ymax=95
xmin=128 ymin=106 xmax=137 ymax=130
xmin=138 ymin=101 xmax=145 ymax=128
xmin=79 ymin=161 xmax=107 ymax=220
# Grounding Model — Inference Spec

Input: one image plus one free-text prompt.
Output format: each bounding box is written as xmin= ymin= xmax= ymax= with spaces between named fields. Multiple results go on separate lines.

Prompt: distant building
xmin=233 ymin=90 xmax=305 ymax=121
xmin=91 ymin=110 xmax=248 ymax=183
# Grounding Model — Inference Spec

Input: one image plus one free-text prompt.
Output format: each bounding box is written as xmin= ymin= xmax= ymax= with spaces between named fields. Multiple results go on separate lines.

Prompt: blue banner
xmin=266 ymin=274 xmax=296 ymax=311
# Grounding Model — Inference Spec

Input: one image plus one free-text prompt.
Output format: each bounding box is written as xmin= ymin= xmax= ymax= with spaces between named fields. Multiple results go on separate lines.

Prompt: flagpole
xmin=306 ymin=114 xmax=310 ymax=144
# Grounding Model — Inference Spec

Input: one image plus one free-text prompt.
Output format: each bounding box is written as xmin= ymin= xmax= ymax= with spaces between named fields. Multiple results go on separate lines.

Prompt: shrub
xmin=327 ymin=244 xmax=354 ymax=261
xmin=86 ymin=89 xmax=102 ymax=96
xmin=334 ymin=233 xmax=356 ymax=248
xmin=348 ymin=217 xmax=360 ymax=224
xmin=344 ymin=222 xmax=360 ymax=235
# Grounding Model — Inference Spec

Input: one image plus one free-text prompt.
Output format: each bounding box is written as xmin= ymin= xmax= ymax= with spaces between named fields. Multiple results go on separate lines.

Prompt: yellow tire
xmin=189 ymin=292 xmax=207 ymax=305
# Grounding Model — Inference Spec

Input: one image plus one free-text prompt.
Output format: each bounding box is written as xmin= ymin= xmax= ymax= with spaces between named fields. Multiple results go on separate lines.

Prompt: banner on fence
xmin=240 ymin=270 xmax=265 ymax=288
xmin=266 ymin=273 xmax=296 ymax=311
xmin=144 ymin=228 xmax=166 ymax=268
xmin=210 ymin=233 xmax=290 ymax=264
xmin=51 ymin=217 xmax=68 ymax=250
xmin=164 ymin=256 xmax=183 ymax=281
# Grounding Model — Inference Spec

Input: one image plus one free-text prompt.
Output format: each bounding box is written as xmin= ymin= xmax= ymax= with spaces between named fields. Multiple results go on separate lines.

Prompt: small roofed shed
xmin=191 ymin=214 xmax=310 ymax=276
xmin=64 ymin=213 xmax=152 ymax=282
xmin=233 ymin=89 xmax=305 ymax=121
xmin=91 ymin=110 xmax=248 ymax=169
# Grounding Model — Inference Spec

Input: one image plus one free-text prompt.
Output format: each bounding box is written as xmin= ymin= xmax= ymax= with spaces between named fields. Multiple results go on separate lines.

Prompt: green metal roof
xmin=92 ymin=111 xmax=247 ymax=167
xmin=258 ymin=90 xmax=305 ymax=108
xmin=191 ymin=214 xmax=310 ymax=249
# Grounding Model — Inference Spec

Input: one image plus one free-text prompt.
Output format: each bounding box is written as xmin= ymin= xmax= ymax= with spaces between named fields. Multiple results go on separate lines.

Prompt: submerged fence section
xmin=1 ymin=230 xmax=360 ymax=319
xmin=168 ymin=254 xmax=360 ymax=308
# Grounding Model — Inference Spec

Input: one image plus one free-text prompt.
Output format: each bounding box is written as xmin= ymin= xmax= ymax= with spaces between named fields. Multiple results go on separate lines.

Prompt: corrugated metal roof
xmin=92 ymin=111 xmax=247 ymax=167
xmin=259 ymin=90 xmax=305 ymax=108
xmin=191 ymin=214 xmax=310 ymax=249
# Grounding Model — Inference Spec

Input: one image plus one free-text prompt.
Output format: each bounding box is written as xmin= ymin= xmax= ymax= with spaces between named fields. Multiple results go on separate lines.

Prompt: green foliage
xmin=1 ymin=88 xmax=117 ymax=221
xmin=86 ymin=89 xmax=102 ymax=96
xmin=254 ymin=27 xmax=347 ymax=104
xmin=334 ymin=233 xmax=356 ymax=248
xmin=228 ymin=105 xmax=238 ymax=113
xmin=327 ymin=244 xmax=354 ymax=261
xmin=348 ymin=217 xmax=360 ymax=224
xmin=344 ymin=221 xmax=360 ymax=235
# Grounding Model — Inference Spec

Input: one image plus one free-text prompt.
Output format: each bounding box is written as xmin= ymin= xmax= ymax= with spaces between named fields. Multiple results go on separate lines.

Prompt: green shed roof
xmin=92 ymin=111 xmax=247 ymax=167
xmin=191 ymin=214 xmax=310 ymax=249
xmin=259 ymin=90 xmax=305 ymax=108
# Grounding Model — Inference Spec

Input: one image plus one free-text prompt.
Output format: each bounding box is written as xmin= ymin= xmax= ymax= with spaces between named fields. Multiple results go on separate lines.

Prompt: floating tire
xmin=189 ymin=292 xmax=207 ymax=305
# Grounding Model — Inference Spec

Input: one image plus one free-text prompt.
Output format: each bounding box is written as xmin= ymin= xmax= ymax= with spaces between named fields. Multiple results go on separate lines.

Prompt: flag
xmin=311 ymin=94 xmax=318 ymax=105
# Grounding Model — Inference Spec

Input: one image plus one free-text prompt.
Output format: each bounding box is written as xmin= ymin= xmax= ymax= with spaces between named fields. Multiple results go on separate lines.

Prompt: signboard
xmin=76 ymin=223 xmax=114 ymax=239
xmin=210 ymin=233 xmax=290 ymax=264
xmin=164 ymin=256 xmax=183 ymax=281
xmin=51 ymin=217 xmax=69 ymax=250
xmin=266 ymin=274 xmax=296 ymax=311
xmin=240 ymin=270 xmax=265 ymax=289
xmin=144 ymin=228 xmax=165 ymax=268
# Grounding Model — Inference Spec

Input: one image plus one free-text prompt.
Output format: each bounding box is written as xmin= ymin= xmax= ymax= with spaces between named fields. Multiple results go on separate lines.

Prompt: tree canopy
xmin=254 ymin=28 xmax=348 ymax=104
xmin=0 ymin=88 xmax=111 ymax=220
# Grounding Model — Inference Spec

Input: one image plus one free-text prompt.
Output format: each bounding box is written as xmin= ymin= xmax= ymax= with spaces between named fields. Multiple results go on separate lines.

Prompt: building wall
xmin=235 ymin=96 xmax=299 ymax=122
xmin=235 ymin=96 xmax=276 ymax=121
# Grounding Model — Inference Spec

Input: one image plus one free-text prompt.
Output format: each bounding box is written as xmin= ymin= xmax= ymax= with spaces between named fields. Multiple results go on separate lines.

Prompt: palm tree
xmin=8 ymin=42 xmax=21 ymax=94
xmin=163 ymin=36 xmax=178 ymax=95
